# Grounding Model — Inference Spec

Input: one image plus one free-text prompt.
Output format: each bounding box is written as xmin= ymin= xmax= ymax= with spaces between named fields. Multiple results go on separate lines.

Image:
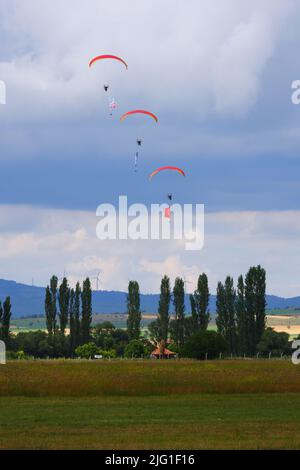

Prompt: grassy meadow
xmin=1 ymin=359 xmax=300 ymax=449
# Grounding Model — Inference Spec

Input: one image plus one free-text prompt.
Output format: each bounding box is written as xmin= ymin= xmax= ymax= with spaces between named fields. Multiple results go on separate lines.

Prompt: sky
xmin=0 ymin=0 xmax=300 ymax=296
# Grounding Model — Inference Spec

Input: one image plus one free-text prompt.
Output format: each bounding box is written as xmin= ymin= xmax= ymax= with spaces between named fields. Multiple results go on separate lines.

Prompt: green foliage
xmin=75 ymin=342 xmax=99 ymax=359
xmin=235 ymin=275 xmax=247 ymax=353
xmin=16 ymin=350 xmax=26 ymax=360
xmin=81 ymin=278 xmax=92 ymax=344
xmin=183 ymin=330 xmax=227 ymax=359
xmin=94 ymin=321 xmax=115 ymax=334
xmin=245 ymin=265 xmax=266 ymax=354
xmin=189 ymin=295 xmax=198 ymax=330
xmin=192 ymin=273 xmax=210 ymax=331
xmin=216 ymin=277 xmax=237 ymax=353
xmin=69 ymin=283 xmax=81 ymax=354
xmin=172 ymin=277 xmax=185 ymax=349
xmin=58 ymin=277 xmax=70 ymax=335
xmin=45 ymin=286 xmax=53 ymax=336
xmin=148 ymin=319 xmax=161 ymax=344
xmin=92 ymin=322 xmax=129 ymax=356
xmin=183 ymin=316 xmax=196 ymax=342
xmin=0 ymin=297 xmax=11 ymax=342
xmin=127 ymin=281 xmax=142 ymax=340
xmin=45 ymin=276 xmax=58 ymax=336
xmin=14 ymin=330 xmax=53 ymax=358
xmin=124 ymin=339 xmax=147 ymax=358
xmin=158 ymin=275 xmax=171 ymax=343
xmin=257 ymin=328 xmax=291 ymax=356
xmin=99 ymin=348 xmax=117 ymax=359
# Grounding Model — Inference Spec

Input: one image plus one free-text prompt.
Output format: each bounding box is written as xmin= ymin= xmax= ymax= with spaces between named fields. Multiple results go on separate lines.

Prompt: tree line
xmin=44 ymin=276 xmax=92 ymax=356
xmin=3 ymin=265 xmax=295 ymax=359
xmin=126 ymin=265 xmax=270 ymax=358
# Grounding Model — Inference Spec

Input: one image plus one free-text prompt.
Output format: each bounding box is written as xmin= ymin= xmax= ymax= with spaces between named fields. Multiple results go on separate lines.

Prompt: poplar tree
xmin=45 ymin=286 xmax=53 ymax=336
xmin=58 ymin=277 xmax=70 ymax=335
xmin=0 ymin=298 xmax=11 ymax=342
xmin=157 ymin=276 xmax=171 ymax=348
xmin=173 ymin=277 xmax=185 ymax=349
xmin=235 ymin=275 xmax=247 ymax=354
xmin=74 ymin=282 xmax=81 ymax=347
xmin=189 ymin=294 xmax=198 ymax=330
xmin=127 ymin=281 xmax=142 ymax=340
xmin=2 ymin=297 xmax=11 ymax=342
xmin=216 ymin=277 xmax=236 ymax=353
xmin=69 ymin=289 xmax=75 ymax=354
xmin=216 ymin=281 xmax=226 ymax=337
xmin=245 ymin=266 xmax=266 ymax=354
xmin=45 ymin=276 xmax=58 ymax=337
xmin=194 ymin=273 xmax=210 ymax=330
xmin=81 ymin=278 xmax=92 ymax=344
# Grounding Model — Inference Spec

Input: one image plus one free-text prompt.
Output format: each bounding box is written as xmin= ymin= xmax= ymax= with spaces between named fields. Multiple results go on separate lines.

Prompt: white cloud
xmin=0 ymin=204 xmax=299 ymax=297
xmin=0 ymin=0 xmax=296 ymax=123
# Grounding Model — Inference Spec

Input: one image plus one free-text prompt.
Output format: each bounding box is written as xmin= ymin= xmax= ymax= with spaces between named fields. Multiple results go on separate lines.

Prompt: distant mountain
xmin=0 ymin=279 xmax=299 ymax=318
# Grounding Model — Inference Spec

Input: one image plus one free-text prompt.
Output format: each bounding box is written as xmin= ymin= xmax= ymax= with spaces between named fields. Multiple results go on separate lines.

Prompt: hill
xmin=0 ymin=278 xmax=299 ymax=318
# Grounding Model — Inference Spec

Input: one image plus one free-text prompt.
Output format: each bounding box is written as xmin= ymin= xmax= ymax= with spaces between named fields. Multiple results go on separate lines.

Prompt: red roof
xmin=151 ymin=347 xmax=176 ymax=356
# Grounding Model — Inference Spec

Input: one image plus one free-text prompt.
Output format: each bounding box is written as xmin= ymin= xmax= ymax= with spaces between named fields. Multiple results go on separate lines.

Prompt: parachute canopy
xmin=89 ymin=54 xmax=128 ymax=70
xmin=149 ymin=166 xmax=186 ymax=180
xmin=120 ymin=110 xmax=158 ymax=123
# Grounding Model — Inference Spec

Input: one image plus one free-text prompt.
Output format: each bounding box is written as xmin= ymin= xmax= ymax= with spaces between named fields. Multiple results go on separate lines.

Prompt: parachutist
xmin=136 ymin=138 xmax=142 ymax=146
xmin=104 ymin=85 xmax=109 ymax=92
xmin=134 ymin=152 xmax=139 ymax=172
xmin=167 ymin=193 xmax=173 ymax=201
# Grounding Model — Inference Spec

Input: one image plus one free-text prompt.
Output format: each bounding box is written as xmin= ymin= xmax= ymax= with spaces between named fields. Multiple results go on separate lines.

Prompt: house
xmin=151 ymin=347 xmax=177 ymax=359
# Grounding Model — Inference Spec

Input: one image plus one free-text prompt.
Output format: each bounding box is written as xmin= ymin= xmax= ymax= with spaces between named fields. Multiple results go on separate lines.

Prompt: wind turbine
xmin=91 ymin=272 xmax=101 ymax=291
xmin=183 ymin=274 xmax=193 ymax=293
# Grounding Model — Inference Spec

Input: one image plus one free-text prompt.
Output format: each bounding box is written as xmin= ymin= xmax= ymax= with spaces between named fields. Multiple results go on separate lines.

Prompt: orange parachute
xmin=89 ymin=54 xmax=128 ymax=69
xmin=120 ymin=110 xmax=158 ymax=123
xmin=149 ymin=166 xmax=186 ymax=180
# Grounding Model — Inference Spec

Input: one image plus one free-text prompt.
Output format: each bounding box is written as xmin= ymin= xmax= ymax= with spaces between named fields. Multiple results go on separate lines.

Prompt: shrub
xmin=99 ymin=348 xmax=117 ymax=359
xmin=124 ymin=340 xmax=146 ymax=358
xmin=16 ymin=350 xmax=26 ymax=360
xmin=183 ymin=330 xmax=227 ymax=359
xmin=75 ymin=342 xmax=99 ymax=359
xmin=257 ymin=328 xmax=291 ymax=357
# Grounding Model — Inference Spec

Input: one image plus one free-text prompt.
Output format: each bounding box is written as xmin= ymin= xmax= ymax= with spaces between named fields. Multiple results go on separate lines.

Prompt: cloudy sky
xmin=0 ymin=0 xmax=300 ymax=296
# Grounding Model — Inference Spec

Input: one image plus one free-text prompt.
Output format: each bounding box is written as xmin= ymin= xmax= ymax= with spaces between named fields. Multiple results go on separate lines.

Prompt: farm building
xmin=151 ymin=347 xmax=177 ymax=359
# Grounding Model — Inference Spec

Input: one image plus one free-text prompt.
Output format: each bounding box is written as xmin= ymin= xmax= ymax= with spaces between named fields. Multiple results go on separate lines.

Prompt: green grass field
xmin=1 ymin=360 xmax=300 ymax=449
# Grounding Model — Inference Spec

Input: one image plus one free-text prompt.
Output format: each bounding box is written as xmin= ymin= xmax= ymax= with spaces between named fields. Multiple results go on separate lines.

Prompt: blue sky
xmin=0 ymin=0 xmax=300 ymax=296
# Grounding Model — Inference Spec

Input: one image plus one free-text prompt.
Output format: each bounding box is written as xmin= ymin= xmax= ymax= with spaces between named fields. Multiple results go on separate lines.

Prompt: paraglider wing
xmin=149 ymin=166 xmax=186 ymax=180
xmin=89 ymin=54 xmax=128 ymax=69
xmin=120 ymin=110 xmax=158 ymax=123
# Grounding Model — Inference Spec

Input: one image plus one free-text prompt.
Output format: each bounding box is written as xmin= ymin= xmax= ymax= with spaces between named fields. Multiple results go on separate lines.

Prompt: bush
xmin=257 ymin=328 xmax=291 ymax=357
xmin=14 ymin=330 xmax=51 ymax=358
xmin=16 ymin=350 xmax=26 ymax=360
xmin=75 ymin=342 xmax=99 ymax=359
xmin=124 ymin=340 xmax=147 ymax=358
xmin=183 ymin=330 xmax=227 ymax=359
xmin=99 ymin=348 xmax=117 ymax=359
